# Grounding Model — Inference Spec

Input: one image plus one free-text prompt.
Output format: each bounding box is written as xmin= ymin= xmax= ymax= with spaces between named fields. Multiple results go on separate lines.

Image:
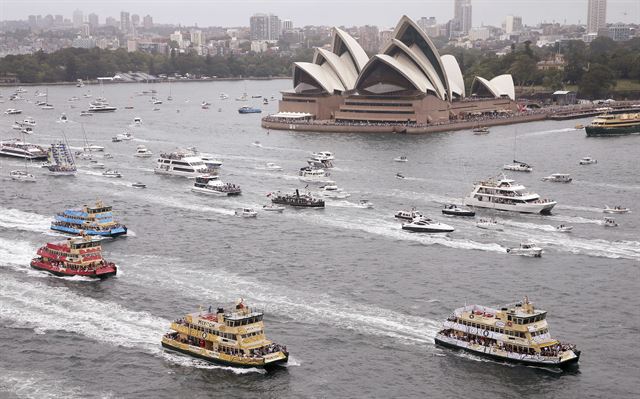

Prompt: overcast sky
xmin=1 ymin=0 xmax=638 ymax=28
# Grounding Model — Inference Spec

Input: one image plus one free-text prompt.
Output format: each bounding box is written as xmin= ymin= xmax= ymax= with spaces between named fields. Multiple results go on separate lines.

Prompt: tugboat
xmin=161 ymin=300 xmax=289 ymax=369
xmin=30 ymin=235 xmax=118 ymax=278
xmin=191 ymin=175 xmax=241 ymax=196
xmin=442 ymin=204 xmax=475 ymax=217
xmin=435 ymin=297 xmax=580 ymax=369
xmin=50 ymin=200 xmax=127 ymax=238
xmin=270 ymin=189 xmax=325 ymax=208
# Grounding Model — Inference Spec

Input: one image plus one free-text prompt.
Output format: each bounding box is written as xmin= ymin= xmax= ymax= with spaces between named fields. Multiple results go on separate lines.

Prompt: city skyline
xmin=1 ymin=0 xmax=638 ymax=28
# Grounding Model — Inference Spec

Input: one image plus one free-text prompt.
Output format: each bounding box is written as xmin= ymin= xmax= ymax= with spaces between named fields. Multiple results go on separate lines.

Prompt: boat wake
xmin=0 ymin=368 xmax=107 ymax=399
xmin=519 ymin=127 xmax=577 ymax=138
xmin=0 ymin=207 xmax=50 ymax=232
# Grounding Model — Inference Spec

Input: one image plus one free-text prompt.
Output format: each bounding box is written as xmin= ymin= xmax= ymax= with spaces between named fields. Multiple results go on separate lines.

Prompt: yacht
xmin=603 ymin=205 xmax=630 ymax=214
xmin=476 ymin=218 xmax=504 ymax=231
xmin=191 ymin=175 xmax=241 ymax=196
xmin=5 ymin=108 xmax=22 ymax=115
xmin=113 ymin=131 xmax=133 ymax=142
xmin=435 ymin=297 xmax=580 ymax=369
xmin=134 ymin=145 xmax=153 ymax=158
xmin=154 ymin=150 xmax=216 ymax=177
xmin=0 ymin=140 xmax=48 ymax=160
xmin=556 ymin=225 xmax=573 ymax=233
xmin=10 ymin=170 xmax=36 ymax=182
xmin=506 ymin=242 xmax=543 ymax=257
xmin=307 ymin=158 xmax=333 ymax=169
xmin=402 ymin=216 xmax=454 ymax=233
xmin=184 ymin=147 xmax=223 ymax=169
xmin=235 ymin=208 xmax=257 ymax=218
xmin=503 ymin=160 xmax=533 ymax=172
xmin=541 ymin=173 xmax=572 ymax=183
xmin=299 ymin=166 xmax=330 ymax=183
xmin=603 ymin=217 xmax=618 ymax=227
xmin=87 ymin=99 xmax=117 ymax=113
xmin=394 ymin=156 xmax=408 ymax=162
xmin=579 ymin=156 xmax=597 ymax=165
xmin=395 ymin=209 xmax=423 ymax=221
xmin=102 ymin=169 xmax=122 ymax=178
xmin=265 ymin=162 xmax=283 ymax=171
xmin=463 ymin=176 xmax=556 ymax=214
xmin=442 ymin=204 xmax=475 ymax=217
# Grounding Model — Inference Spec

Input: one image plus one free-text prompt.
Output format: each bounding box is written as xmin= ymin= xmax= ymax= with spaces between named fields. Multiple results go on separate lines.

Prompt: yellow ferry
xmin=162 ymin=300 xmax=289 ymax=369
xmin=435 ymin=297 xmax=580 ymax=369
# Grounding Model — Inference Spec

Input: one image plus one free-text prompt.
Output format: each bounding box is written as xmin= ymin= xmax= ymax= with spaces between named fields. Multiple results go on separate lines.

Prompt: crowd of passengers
xmin=440 ymin=329 xmax=576 ymax=357
xmin=164 ymin=332 xmax=287 ymax=358
xmin=38 ymin=258 xmax=110 ymax=272
xmin=52 ymin=221 xmax=120 ymax=231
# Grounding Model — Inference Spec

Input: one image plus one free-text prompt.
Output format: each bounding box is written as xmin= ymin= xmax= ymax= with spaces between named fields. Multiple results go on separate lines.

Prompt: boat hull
xmin=161 ymin=339 xmax=288 ymax=370
xmin=191 ymin=187 xmax=241 ymax=196
xmin=464 ymin=197 xmax=556 ymax=214
xmin=51 ymin=224 xmax=127 ymax=238
xmin=402 ymin=225 xmax=454 ymax=233
xmin=435 ymin=336 xmax=579 ymax=369
xmin=30 ymin=260 xmax=117 ymax=278
xmin=271 ymin=199 xmax=324 ymax=208
xmin=585 ymin=124 xmax=640 ymax=136
xmin=442 ymin=209 xmax=476 ymax=217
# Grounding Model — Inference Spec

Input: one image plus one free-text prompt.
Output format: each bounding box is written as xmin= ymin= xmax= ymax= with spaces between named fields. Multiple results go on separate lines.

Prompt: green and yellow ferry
xmin=435 ymin=297 xmax=580 ymax=369
xmin=162 ymin=301 xmax=289 ymax=369
xmin=585 ymin=113 xmax=640 ymax=136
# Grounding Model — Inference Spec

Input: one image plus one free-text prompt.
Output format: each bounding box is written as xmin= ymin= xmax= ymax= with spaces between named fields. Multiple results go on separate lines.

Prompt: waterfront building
xmin=587 ymin=0 xmax=607 ymax=34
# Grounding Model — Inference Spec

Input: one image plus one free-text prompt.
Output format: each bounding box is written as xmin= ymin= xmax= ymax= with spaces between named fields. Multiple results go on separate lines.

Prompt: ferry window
xmin=507 ymin=315 xmax=512 ymax=321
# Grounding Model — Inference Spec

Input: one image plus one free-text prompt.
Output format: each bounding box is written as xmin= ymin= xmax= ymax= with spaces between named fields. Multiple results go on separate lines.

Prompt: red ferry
xmin=30 ymin=235 xmax=117 ymax=278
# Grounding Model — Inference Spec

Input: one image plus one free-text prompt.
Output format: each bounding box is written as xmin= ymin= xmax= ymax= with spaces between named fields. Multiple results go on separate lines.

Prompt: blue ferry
xmin=51 ymin=200 xmax=127 ymax=238
xmin=238 ymin=106 xmax=262 ymax=114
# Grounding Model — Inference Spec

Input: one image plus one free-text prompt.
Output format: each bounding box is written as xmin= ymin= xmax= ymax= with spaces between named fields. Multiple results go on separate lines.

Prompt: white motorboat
xmin=219 ymin=93 xmax=229 ymax=100
xmin=541 ymin=173 xmax=572 ymax=183
xmin=89 ymin=160 xmax=105 ymax=169
xmin=102 ymin=169 xmax=122 ymax=178
xmin=113 ymin=131 xmax=133 ymax=141
xmin=310 ymin=151 xmax=334 ymax=161
xmin=506 ymin=242 xmax=543 ymax=257
xmin=10 ymin=169 xmax=36 ymax=182
xmin=262 ymin=204 xmax=285 ymax=213
xmin=556 ymin=224 xmax=574 ymax=233
xmin=319 ymin=181 xmax=350 ymax=199
xmin=191 ymin=175 xmax=241 ymax=196
xmin=84 ymin=144 xmax=104 ymax=152
xmin=307 ymin=158 xmax=333 ymax=168
xmin=463 ymin=176 xmax=556 ymax=214
xmin=265 ymin=162 xmax=283 ymax=171
xmin=603 ymin=217 xmax=618 ymax=227
xmin=103 ymin=153 xmax=113 ymax=159
xmin=41 ymin=104 xmax=54 ymax=110
xmin=476 ymin=218 xmax=504 ymax=231
xmin=0 ymin=140 xmax=48 ymax=159
xmin=252 ymin=141 xmax=262 ymax=147
xmin=357 ymin=199 xmax=374 ymax=209
xmin=235 ymin=208 xmax=257 ymax=218
xmin=299 ymin=166 xmax=330 ymax=183
xmin=5 ymin=108 xmax=22 ymax=115
xmin=132 ymin=182 xmax=147 ymax=189
xmin=80 ymin=111 xmax=93 ymax=117
xmin=395 ymin=209 xmax=423 ymax=221
xmin=603 ymin=205 xmax=630 ymax=214
xmin=76 ymin=151 xmax=93 ymax=160
xmin=472 ymin=126 xmax=490 ymax=134
xmin=402 ymin=216 xmax=454 ymax=233
xmin=503 ymin=160 xmax=533 ymax=172
xmin=133 ymin=117 xmax=142 ymax=126
xmin=23 ymin=117 xmax=36 ymax=126
xmin=579 ymin=156 xmax=597 ymax=165
xmin=442 ymin=204 xmax=476 ymax=217
xmin=394 ymin=156 xmax=408 ymax=162
xmin=134 ymin=145 xmax=153 ymax=158
xmin=21 ymin=127 xmax=33 ymax=135
xmin=235 ymin=93 xmax=248 ymax=102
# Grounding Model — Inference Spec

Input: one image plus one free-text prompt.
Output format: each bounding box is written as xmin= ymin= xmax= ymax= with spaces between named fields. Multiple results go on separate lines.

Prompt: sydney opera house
xmin=264 ymin=16 xmax=518 ymax=132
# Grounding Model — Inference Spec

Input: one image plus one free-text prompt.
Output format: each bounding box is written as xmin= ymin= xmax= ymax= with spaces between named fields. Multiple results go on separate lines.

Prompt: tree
xmin=579 ymin=63 xmax=616 ymax=99
xmin=542 ymin=70 xmax=564 ymax=91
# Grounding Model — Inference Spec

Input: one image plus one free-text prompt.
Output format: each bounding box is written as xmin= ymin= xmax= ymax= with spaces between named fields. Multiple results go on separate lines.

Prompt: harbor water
xmin=0 ymin=80 xmax=639 ymax=398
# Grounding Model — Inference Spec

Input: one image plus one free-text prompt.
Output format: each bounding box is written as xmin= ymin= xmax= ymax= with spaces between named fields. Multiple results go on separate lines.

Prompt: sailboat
xmin=442 ymin=161 xmax=474 ymax=216
xmin=10 ymin=131 xmax=36 ymax=182
xmin=503 ymin=130 xmax=532 ymax=172
xmin=47 ymin=132 xmax=77 ymax=176
xmin=81 ymin=124 xmax=104 ymax=152
xmin=41 ymin=89 xmax=54 ymax=110
xmin=167 ymin=81 xmax=173 ymax=101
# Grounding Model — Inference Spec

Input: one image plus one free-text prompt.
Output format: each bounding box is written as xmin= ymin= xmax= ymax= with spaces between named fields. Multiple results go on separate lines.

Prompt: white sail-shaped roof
xmin=293 ymin=62 xmax=345 ymax=94
xmin=355 ymin=54 xmax=433 ymax=94
xmin=441 ymin=54 xmax=465 ymax=98
xmin=470 ymin=75 xmax=515 ymax=100
xmin=313 ymin=48 xmax=358 ymax=90
xmin=332 ymin=28 xmax=369 ymax=73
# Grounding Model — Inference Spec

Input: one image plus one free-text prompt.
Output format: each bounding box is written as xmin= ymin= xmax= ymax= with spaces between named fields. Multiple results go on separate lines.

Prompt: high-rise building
xmin=191 ymin=30 xmax=203 ymax=47
xmin=357 ymin=25 xmax=380 ymax=53
xmin=28 ymin=15 xmax=37 ymax=27
xmin=587 ymin=0 xmax=607 ymax=34
xmin=131 ymin=14 xmax=140 ymax=27
xmin=417 ymin=17 xmax=437 ymax=32
xmin=142 ymin=15 xmax=153 ymax=29
xmin=72 ymin=9 xmax=84 ymax=28
xmin=282 ymin=19 xmax=293 ymax=31
xmin=170 ymin=31 xmax=184 ymax=48
xmin=250 ymin=13 xmax=281 ymax=41
xmin=88 ymin=13 xmax=99 ymax=28
xmin=453 ymin=0 xmax=472 ymax=34
xmin=504 ymin=15 xmax=523 ymax=34
xmin=54 ymin=15 xmax=63 ymax=26
xmin=120 ymin=11 xmax=130 ymax=33
xmin=106 ymin=17 xmax=118 ymax=28
xmin=81 ymin=24 xmax=91 ymax=37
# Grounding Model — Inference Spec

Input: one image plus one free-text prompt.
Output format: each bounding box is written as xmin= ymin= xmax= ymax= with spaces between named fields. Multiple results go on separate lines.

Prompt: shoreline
xmin=0 ymin=76 xmax=290 ymax=87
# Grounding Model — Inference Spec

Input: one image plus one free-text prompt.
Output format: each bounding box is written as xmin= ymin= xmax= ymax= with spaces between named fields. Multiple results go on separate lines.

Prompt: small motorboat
xmin=603 ymin=217 xmax=618 ymax=227
xmin=264 ymin=162 xmax=283 ymax=171
xmin=112 ymin=136 xmax=122 ymax=142
xmin=80 ymin=111 xmax=93 ymax=117
xmin=603 ymin=205 xmax=630 ymax=214
xmin=310 ymin=151 xmax=334 ymax=161
xmin=472 ymin=126 xmax=490 ymax=135
xmin=394 ymin=156 xmax=408 ymax=162
xmin=357 ymin=199 xmax=374 ymax=209
xmin=262 ymin=204 xmax=285 ymax=213
xmin=102 ymin=169 xmax=122 ymax=178
xmin=402 ymin=216 xmax=454 ymax=233
xmin=579 ymin=156 xmax=597 ymax=165
xmin=235 ymin=208 xmax=258 ymax=218
xmin=131 ymin=182 xmax=147 ymax=189
xmin=319 ymin=181 xmax=350 ymax=199
xmin=10 ymin=170 xmax=36 ymax=182
xmin=476 ymin=218 xmax=504 ymax=231
xmin=396 ymin=173 xmax=405 ymax=179
xmin=89 ymin=160 xmax=105 ymax=169
xmin=541 ymin=173 xmax=572 ymax=183
xmin=103 ymin=153 xmax=113 ymax=159
xmin=395 ymin=209 xmax=423 ymax=221
xmin=5 ymin=108 xmax=22 ymax=115
xmin=21 ymin=127 xmax=33 ymax=135
xmin=506 ymin=242 xmax=543 ymax=257
xmin=76 ymin=152 xmax=93 ymax=160
xmin=503 ymin=160 xmax=532 ymax=172
xmin=252 ymin=141 xmax=262 ymax=147
xmin=556 ymin=224 xmax=574 ymax=233
xmin=84 ymin=144 xmax=104 ymax=152
xmin=134 ymin=145 xmax=153 ymax=158
xmin=133 ymin=117 xmax=142 ymax=126
xmin=442 ymin=204 xmax=475 ymax=217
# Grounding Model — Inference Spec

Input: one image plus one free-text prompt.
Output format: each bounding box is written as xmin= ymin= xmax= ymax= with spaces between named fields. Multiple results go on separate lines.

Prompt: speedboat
xmin=506 ymin=242 xmax=543 ymax=257
xmin=394 ymin=156 xmax=408 ymax=162
xmin=541 ymin=173 xmax=572 ymax=183
xmin=102 ymin=169 xmax=122 ymax=178
xmin=262 ymin=204 xmax=285 ymax=213
xmin=10 ymin=170 xmax=36 ymax=182
xmin=396 ymin=173 xmax=405 ymax=179
xmin=579 ymin=156 xmax=597 ymax=165
xmin=134 ymin=145 xmax=153 ymax=158
xmin=503 ymin=160 xmax=533 ymax=172
xmin=357 ymin=199 xmax=374 ymax=209
xmin=319 ymin=181 xmax=350 ymax=199
xmin=603 ymin=217 xmax=618 ymax=227
xmin=556 ymin=225 xmax=574 ymax=233
xmin=5 ymin=108 xmax=22 ymax=115
xmin=252 ymin=141 xmax=262 ymax=147
xmin=603 ymin=205 xmax=630 ymax=214
xmin=235 ymin=208 xmax=257 ymax=218
xmin=476 ymin=218 xmax=504 ymax=231
xmin=442 ymin=204 xmax=475 ymax=217
xmin=402 ymin=216 xmax=454 ymax=233
xmin=395 ymin=209 xmax=423 ymax=221
xmin=132 ymin=182 xmax=147 ymax=189
xmin=265 ymin=162 xmax=283 ymax=171
xmin=84 ymin=144 xmax=104 ymax=152
xmin=310 ymin=151 xmax=334 ymax=161
xmin=133 ymin=117 xmax=142 ymax=126
xmin=89 ymin=160 xmax=105 ymax=169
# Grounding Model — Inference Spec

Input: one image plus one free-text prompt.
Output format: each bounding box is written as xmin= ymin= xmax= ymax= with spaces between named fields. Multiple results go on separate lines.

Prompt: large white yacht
xmin=154 ymin=150 xmax=215 ymax=177
xmin=0 ymin=140 xmax=48 ymax=160
xmin=463 ymin=176 xmax=556 ymax=214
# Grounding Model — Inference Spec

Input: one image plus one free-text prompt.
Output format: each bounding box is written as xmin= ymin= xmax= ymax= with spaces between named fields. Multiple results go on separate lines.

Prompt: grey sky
xmin=1 ymin=0 xmax=638 ymax=28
